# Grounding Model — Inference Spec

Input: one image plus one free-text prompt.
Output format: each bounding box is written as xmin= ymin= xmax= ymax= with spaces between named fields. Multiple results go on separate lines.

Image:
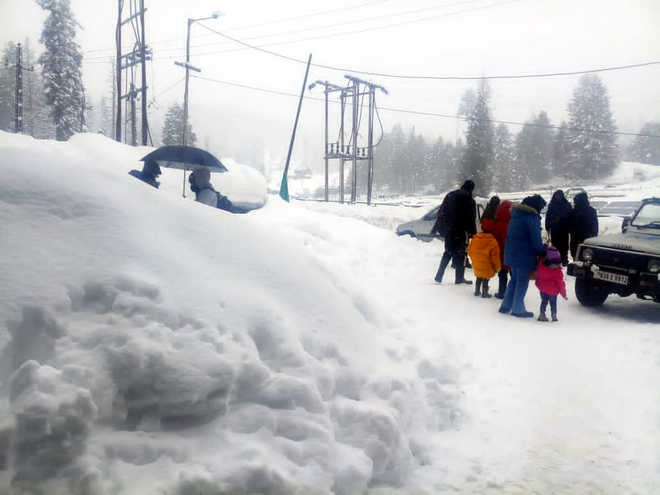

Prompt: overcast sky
xmin=2 ymin=0 xmax=660 ymax=170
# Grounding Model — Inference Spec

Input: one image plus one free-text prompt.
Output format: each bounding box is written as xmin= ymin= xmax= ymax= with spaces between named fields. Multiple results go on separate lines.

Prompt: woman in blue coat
xmin=498 ymin=194 xmax=547 ymax=318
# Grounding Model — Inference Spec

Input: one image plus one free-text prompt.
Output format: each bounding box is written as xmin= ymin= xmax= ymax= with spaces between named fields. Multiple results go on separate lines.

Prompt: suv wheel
xmin=575 ymin=278 xmax=609 ymax=307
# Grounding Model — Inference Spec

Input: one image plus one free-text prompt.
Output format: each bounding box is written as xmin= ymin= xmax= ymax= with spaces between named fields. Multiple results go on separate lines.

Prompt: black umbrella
xmin=141 ymin=146 xmax=228 ymax=172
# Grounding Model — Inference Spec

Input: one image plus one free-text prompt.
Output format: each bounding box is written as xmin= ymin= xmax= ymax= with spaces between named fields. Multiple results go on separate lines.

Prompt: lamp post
xmin=175 ymin=11 xmax=221 ymax=196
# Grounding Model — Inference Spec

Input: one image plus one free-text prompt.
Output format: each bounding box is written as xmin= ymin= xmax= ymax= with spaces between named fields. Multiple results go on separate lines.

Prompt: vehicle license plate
xmin=593 ymin=270 xmax=629 ymax=285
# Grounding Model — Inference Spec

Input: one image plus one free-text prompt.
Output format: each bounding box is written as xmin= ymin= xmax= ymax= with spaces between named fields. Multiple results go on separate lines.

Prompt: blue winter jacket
xmin=504 ymin=204 xmax=546 ymax=272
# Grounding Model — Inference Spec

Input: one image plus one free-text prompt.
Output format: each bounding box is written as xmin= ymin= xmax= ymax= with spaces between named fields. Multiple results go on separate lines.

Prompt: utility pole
xmin=339 ymin=91 xmax=346 ymax=203
xmin=12 ymin=43 xmax=33 ymax=134
xmin=309 ymin=80 xmax=344 ymax=202
xmin=174 ymin=12 xmax=220 ymax=197
xmin=15 ymin=43 xmax=23 ymax=133
xmin=115 ymin=0 xmax=122 ymax=142
xmin=350 ymin=78 xmax=359 ymax=203
xmin=115 ymin=0 xmax=151 ymax=144
xmin=130 ymin=83 xmax=137 ymax=145
xmin=140 ymin=0 xmax=148 ymax=145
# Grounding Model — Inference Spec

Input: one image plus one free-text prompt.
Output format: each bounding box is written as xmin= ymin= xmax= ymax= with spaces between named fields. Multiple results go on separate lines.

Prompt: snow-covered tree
xmin=492 ymin=124 xmax=515 ymax=192
xmin=512 ymin=125 xmax=533 ymax=191
xmin=552 ymin=121 xmax=572 ymax=179
xmin=627 ymin=122 xmax=660 ymax=165
xmin=567 ymin=74 xmax=619 ymax=180
xmin=460 ymin=79 xmax=494 ymax=195
xmin=36 ymin=0 xmax=85 ymax=141
xmin=528 ymin=111 xmax=554 ymax=184
xmin=162 ymin=102 xmax=196 ymax=146
xmin=0 ymin=41 xmax=17 ymax=132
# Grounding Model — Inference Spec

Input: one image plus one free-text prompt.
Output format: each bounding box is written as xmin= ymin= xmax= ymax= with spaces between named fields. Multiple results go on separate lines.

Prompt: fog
xmin=2 ymin=0 xmax=660 ymax=172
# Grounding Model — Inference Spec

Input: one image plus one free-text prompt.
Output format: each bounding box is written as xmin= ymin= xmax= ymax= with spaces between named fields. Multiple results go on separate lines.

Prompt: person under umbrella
xmin=129 ymin=159 xmax=161 ymax=189
xmin=189 ymin=168 xmax=234 ymax=213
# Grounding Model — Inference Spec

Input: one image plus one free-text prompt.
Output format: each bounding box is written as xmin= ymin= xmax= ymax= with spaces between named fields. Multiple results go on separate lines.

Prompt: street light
xmin=174 ymin=11 xmax=222 ymax=196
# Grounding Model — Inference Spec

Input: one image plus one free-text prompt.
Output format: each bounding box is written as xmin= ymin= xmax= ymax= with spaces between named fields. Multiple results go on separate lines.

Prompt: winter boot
xmin=512 ymin=311 xmax=534 ymax=318
xmin=481 ymin=280 xmax=492 ymax=298
xmin=538 ymin=313 xmax=549 ymax=322
xmin=551 ymin=314 xmax=558 ymax=322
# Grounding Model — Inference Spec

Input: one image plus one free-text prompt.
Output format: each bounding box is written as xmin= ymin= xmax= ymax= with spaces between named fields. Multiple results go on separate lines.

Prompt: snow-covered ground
xmin=1 ymin=131 xmax=660 ymax=494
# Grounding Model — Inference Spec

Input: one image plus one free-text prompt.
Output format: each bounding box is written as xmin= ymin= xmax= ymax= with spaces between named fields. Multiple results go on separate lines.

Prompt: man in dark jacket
xmin=433 ymin=180 xmax=477 ymax=284
xmin=129 ymin=159 xmax=161 ymax=189
xmin=498 ymin=194 xmax=547 ymax=318
xmin=545 ymin=190 xmax=572 ymax=265
xmin=570 ymin=192 xmax=598 ymax=259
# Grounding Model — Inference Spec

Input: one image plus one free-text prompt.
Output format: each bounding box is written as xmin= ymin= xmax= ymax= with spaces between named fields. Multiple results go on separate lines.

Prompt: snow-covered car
xmin=568 ymin=197 xmax=660 ymax=306
xmin=396 ymin=197 xmax=487 ymax=241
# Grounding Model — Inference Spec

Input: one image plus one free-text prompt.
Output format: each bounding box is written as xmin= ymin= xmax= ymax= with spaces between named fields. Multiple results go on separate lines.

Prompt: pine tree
xmin=36 ymin=0 xmax=85 ymax=141
xmin=552 ymin=121 xmax=572 ymax=179
xmin=628 ymin=122 xmax=660 ymax=165
xmin=162 ymin=102 xmax=196 ymax=146
xmin=528 ymin=111 xmax=554 ymax=184
xmin=492 ymin=124 xmax=515 ymax=192
xmin=567 ymin=74 xmax=619 ymax=180
xmin=513 ymin=125 xmax=533 ymax=191
xmin=0 ymin=42 xmax=17 ymax=132
xmin=460 ymin=79 xmax=494 ymax=195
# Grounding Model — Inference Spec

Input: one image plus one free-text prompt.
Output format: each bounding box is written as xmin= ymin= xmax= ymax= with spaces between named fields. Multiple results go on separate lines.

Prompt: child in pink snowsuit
xmin=535 ymin=246 xmax=567 ymax=322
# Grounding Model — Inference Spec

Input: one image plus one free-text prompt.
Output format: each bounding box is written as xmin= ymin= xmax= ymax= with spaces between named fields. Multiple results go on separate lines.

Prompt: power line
xmin=82 ymin=0 xmax=393 ymax=55
xmin=83 ymin=0 xmax=513 ymax=60
xmin=194 ymin=22 xmax=660 ymax=81
xmin=191 ymin=74 xmax=660 ymax=139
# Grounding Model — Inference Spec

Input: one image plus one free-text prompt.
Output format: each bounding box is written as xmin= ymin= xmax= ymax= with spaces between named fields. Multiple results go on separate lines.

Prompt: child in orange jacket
xmin=467 ymin=219 xmax=502 ymax=298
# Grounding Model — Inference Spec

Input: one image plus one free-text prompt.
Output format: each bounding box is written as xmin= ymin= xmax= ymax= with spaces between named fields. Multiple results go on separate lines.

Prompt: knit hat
xmin=481 ymin=218 xmax=495 ymax=233
xmin=522 ymin=194 xmax=547 ymax=214
xmin=545 ymin=246 xmax=561 ymax=265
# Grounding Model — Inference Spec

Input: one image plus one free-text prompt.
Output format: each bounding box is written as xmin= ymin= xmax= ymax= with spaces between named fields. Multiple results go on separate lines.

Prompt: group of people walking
xmin=433 ymin=181 xmax=599 ymax=321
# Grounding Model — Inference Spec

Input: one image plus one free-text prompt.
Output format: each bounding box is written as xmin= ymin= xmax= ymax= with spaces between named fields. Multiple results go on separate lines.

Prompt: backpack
xmin=431 ymin=196 xmax=450 ymax=237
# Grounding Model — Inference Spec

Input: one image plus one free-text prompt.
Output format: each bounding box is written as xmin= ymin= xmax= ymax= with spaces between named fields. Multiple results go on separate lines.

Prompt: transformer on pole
xmin=310 ymin=75 xmax=387 ymax=205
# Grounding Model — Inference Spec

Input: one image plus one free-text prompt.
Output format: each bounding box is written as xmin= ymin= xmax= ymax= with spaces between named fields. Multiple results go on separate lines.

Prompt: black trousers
xmin=540 ymin=293 xmax=558 ymax=315
xmin=435 ymin=234 xmax=467 ymax=283
xmin=551 ymin=228 xmax=570 ymax=264
xmin=497 ymin=270 xmax=508 ymax=295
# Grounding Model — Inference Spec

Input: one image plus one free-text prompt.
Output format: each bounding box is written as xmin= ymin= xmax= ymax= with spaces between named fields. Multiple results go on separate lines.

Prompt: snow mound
xmin=0 ymin=132 xmax=457 ymax=494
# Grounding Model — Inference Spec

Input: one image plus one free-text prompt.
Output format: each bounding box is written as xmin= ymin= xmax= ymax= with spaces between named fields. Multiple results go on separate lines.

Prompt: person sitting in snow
xmin=467 ymin=219 xmax=502 ymax=298
xmin=189 ymin=168 xmax=234 ymax=212
xmin=129 ymin=159 xmax=161 ymax=189
xmin=535 ymin=246 xmax=568 ymax=322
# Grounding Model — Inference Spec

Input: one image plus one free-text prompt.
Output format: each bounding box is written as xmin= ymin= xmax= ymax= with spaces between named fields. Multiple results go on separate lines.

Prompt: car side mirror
xmin=621 ymin=216 xmax=631 ymax=233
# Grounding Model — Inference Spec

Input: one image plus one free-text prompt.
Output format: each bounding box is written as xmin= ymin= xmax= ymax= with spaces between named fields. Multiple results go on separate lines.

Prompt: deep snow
xmin=1 ymin=131 xmax=660 ymax=494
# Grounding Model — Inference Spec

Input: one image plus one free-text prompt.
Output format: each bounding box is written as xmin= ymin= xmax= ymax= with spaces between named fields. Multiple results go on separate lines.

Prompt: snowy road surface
xmin=295 ymin=200 xmax=660 ymax=494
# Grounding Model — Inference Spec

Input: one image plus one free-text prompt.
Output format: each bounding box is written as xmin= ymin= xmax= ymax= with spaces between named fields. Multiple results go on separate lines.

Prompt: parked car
xmin=567 ymin=197 xmax=660 ymax=306
xmin=396 ymin=197 xmax=487 ymax=242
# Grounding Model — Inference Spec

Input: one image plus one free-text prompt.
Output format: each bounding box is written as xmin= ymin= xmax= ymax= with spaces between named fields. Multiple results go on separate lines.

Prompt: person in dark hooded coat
xmin=498 ymin=194 xmax=547 ymax=318
xmin=433 ymin=180 xmax=477 ymax=284
xmin=545 ymin=190 xmax=572 ymax=265
xmin=570 ymin=191 xmax=598 ymax=259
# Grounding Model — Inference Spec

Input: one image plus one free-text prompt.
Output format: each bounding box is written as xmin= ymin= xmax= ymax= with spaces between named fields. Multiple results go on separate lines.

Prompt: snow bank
xmin=0 ymin=132 xmax=456 ymax=494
